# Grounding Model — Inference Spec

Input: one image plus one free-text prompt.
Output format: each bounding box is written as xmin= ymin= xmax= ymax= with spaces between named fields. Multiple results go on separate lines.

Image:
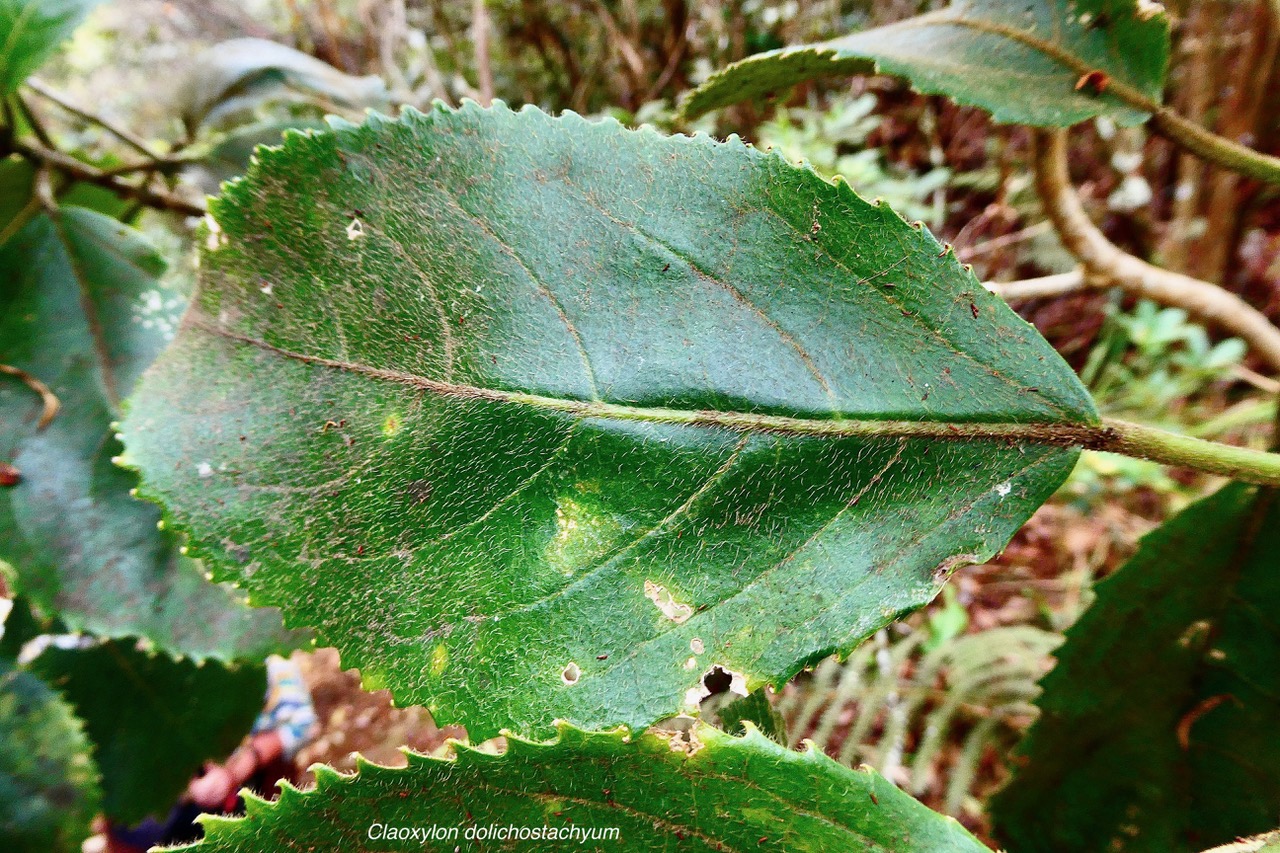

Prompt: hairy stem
xmin=1102 ymin=419 xmax=1280 ymax=485
xmin=1147 ymin=108 xmax=1280 ymax=187
xmin=1032 ymin=129 xmax=1280 ymax=373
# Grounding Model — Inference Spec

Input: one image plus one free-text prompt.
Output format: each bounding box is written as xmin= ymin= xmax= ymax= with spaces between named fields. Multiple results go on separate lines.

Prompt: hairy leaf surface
xmin=991 ymin=484 xmax=1280 ymax=852
xmin=122 ymin=103 xmax=1095 ymax=738
xmin=181 ymin=724 xmax=989 ymax=852
xmin=682 ymin=0 xmax=1170 ymax=126
xmin=0 ymin=209 xmax=300 ymax=660
xmin=27 ymin=639 xmax=265 ymax=825
xmin=0 ymin=658 xmax=100 ymax=853
xmin=0 ymin=0 xmax=103 ymax=93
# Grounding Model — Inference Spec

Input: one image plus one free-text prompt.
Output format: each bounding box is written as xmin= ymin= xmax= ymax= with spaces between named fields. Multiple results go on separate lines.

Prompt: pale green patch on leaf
xmin=0 ymin=208 xmax=303 ymax=660
xmin=0 ymin=658 xmax=100 ymax=853
xmin=122 ymin=103 xmax=1095 ymax=738
xmin=179 ymin=724 xmax=989 ymax=852
xmin=0 ymin=0 xmax=104 ymax=93
xmin=992 ymin=484 xmax=1280 ymax=852
xmin=682 ymin=0 xmax=1170 ymax=127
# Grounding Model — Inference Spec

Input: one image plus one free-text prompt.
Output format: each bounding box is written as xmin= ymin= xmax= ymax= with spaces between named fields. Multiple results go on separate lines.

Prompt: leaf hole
xmin=561 ymin=662 xmax=581 ymax=685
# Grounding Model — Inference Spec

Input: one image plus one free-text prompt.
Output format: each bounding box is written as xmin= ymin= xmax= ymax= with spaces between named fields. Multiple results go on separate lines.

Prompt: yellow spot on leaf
xmin=544 ymin=493 xmax=625 ymax=577
xmin=430 ymin=643 xmax=449 ymax=677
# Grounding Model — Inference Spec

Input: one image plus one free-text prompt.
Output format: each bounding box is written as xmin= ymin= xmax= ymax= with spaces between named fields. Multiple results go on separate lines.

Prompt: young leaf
xmin=991 ymin=484 xmax=1280 ymax=852
xmin=121 ymin=103 xmax=1096 ymax=738
xmin=26 ymin=639 xmax=266 ymax=825
xmin=179 ymin=724 xmax=989 ymax=852
xmin=0 ymin=0 xmax=104 ymax=94
xmin=681 ymin=0 xmax=1170 ymax=127
xmin=0 ymin=209 xmax=303 ymax=660
xmin=0 ymin=658 xmax=100 ymax=853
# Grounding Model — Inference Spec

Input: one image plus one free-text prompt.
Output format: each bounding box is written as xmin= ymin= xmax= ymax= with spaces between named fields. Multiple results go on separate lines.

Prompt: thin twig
xmin=13 ymin=138 xmax=205 ymax=217
xmin=0 ymin=194 xmax=40 ymax=246
xmin=959 ymin=221 xmax=1051 ymax=262
xmin=13 ymin=93 xmax=55 ymax=149
xmin=25 ymin=78 xmax=159 ymax=160
xmin=0 ymin=364 xmax=60 ymax=429
xmin=1234 ymin=365 xmax=1280 ymax=395
xmin=644 ymin=28 xmax=687 ymax=102
xmin=1032 ymin=129 xmax=1280 ymax=373
xmin=983 ymin=269 xmax=1088 ymax=301
xmin=32 ymin=163 xmax=56 ymax=212
xmin=471 ymin=0 xmax=495 ymax=105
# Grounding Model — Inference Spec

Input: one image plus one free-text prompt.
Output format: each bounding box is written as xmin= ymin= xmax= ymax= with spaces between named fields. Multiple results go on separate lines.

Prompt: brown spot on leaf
xmin=405 ymin=479 xmax=434 ymax=504
xmin=0 ymin=462 xmax=21 ymax=487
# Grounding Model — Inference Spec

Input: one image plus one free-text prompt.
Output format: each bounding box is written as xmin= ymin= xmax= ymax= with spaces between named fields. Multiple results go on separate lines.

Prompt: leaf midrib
xmin=194 ymin=315 xmax=1100 ymax=444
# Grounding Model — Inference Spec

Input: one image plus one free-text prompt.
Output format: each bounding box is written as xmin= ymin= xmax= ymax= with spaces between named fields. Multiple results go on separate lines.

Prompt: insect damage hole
xmin=561 ymin=662 xmax=581 ymax=685
xmin=644 ymin=580 xmax=693 ymax=623
xmin=684 ymin=664 xmax=749 ymax=710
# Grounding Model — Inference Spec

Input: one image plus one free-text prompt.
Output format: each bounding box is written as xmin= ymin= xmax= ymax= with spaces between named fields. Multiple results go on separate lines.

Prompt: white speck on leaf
xmin=995 ymin=481 xmax=1012 ymax=497
xmin=347 ymin=218 xmax=365 ymax=240
xmin=197 ymin=462 xmax=214 ymax=478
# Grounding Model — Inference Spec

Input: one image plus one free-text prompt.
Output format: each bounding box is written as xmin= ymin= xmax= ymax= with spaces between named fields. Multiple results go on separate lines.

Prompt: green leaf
xmin=1 ymin=156 xmax=133 ymax=245
xmin=0 ymin=595 xmax=60 ymax=660
xmin=0 ymin=658 xmax=100 ymax=853
xmin=681 ymin=0 xmax=1170 ymax=126
xmin=0 ymin=208 xmax=303 ymax=660
xmin=121 ymin=103 xmax=1095 ymax=739
xmin=177 ymin=37 xmax=389 ymax=134
xmin=180 ymin=723 xmax=989 ymax=852
xmin=991 ymin=484 xmax=1280 ymax=852
xmin=0 ymin=0 xmax=104 ymax=94
xmin=717 ymin=688 xmax=788 ymax=743
xmin=27 ymin=638 xmax=266 ymax=825
xmin=0 ymin=156 xmax=37 ymax=242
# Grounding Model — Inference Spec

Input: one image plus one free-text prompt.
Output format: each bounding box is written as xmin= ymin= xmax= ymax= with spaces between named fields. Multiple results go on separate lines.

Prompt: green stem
xmin=1102 ymin=418 xmax=1280 ymax=486
xmin=1147 ymin=108 xmax=1280 ymax=186
xmin=936 ymin=15 xmax=1280 ymax=186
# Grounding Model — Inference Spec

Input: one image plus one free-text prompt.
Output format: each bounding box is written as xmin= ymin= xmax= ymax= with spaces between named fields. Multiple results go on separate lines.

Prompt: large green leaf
xmin=0 ymin=0 xmax=103 ymax=94
xmin=681 ymin=0 xmax=1170 ymax=126
xmin=121 ymin=103 xmax=1096 ymax=738
xmin=991 ymin=484 xmax=1280 ymax=852
xmin=27 ymin=638 xmax=266 ymax=825
xmin=0 ymin=658 xmax=100 ymax=853
xmin=180 ymin=723 xmax=989 ymax=852
xmin=0 ymin=208 xmax=302 ymax=660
